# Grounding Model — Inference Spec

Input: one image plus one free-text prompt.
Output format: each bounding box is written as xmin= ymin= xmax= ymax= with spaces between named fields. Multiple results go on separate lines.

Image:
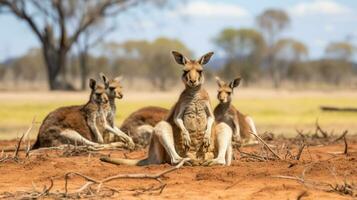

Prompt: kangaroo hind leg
xmin=59 ymin=129 xmax=99 ymax=146
xmin=203 ymin=122 xmax=232 ymax=166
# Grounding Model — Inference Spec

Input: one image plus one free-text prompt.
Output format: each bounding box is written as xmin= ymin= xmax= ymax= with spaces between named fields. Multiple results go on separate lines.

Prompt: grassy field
xmin=0 ymin=89 xmax=356 ymax=140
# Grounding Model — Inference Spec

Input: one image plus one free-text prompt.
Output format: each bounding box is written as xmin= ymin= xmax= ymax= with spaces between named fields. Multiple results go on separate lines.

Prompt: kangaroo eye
xmin=182 ymin=70 xmax=189 ymax=75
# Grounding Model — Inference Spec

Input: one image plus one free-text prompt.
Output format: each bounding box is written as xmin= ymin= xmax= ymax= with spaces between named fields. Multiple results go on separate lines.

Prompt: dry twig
xmin=273 ymin=165 xmax=357 ymax=197
xmin=295 ymin=143 xmax=306 ymax=160
xmin=250 ymin=131 xmax=282 ymax=160
xmin=343 ymin=135 xmax=348 ymax=155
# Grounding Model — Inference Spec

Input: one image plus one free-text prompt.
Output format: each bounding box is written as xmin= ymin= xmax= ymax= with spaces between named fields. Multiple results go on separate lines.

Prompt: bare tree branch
xmin=0 ymin=0 xmax=44 ymax=42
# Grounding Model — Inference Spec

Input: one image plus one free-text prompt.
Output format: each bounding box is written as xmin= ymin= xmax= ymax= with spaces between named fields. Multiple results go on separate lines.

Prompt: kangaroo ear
xmin=89 ymin=78 xmax=96 ymax=90
xmin=99 ymin=72 xmax=109 ymax=88
xmin=114 ymin=75 xmax=123 ymax=82
xmin=172 ymin=51 xmax=188 ymax=65
xmin=198 ymin=52 xmax=214 ymax=65
xmin=229 ymin=77 xmax=241 ymax=89
xmin=215 ymin=76 xmax=224 ymax=87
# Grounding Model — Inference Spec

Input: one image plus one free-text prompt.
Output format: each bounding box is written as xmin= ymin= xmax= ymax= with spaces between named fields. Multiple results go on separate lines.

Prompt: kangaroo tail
xmin=100 ymin=157 xmax=149 ymax=166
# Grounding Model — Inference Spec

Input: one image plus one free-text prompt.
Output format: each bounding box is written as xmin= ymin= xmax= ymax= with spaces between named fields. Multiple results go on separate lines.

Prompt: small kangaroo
xmin=99 ymin=73 xmax=135 ymax=148
xmin=214 ymin=76 xmax=258 ymax=145
xmin=101 ymin=51 xmax=233 ymax=166
xmin=32 ymin=79 xmax=110 ymax=149
xmin=119 ymin=106 xmax=169 ymax=147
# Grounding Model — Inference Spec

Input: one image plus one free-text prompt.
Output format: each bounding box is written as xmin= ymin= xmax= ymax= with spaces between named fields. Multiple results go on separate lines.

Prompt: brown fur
xmin=120 ymin=106 xmax=169 ymax=146
xmin=32 ymin=80 xmax=109 ymax=149
xmin=165 ymin=51 xmax=216 ymax=163
xmin=100 ymin=51 xmax=218 ymax=166
xmin=213 ymin=77 xmax=256 ymax=144
xmin=166 ymin=87 xmax=215 ymax=160
xmin=99 ymin=74 xmax=124 ymax=143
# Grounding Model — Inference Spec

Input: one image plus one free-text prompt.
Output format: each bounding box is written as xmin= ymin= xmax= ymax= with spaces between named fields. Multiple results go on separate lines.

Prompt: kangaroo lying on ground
xmin=101 ymin=51 xmax=233 ymax=166
xmin=99 ymin=73 xmax=135 ymax=148
xmin=32 ymin=79 xmax=131 ymax=149
xmin=214 ymin=77 xmax=258 ymax=146
xmin=119 ymin=106 xmax=169 ymax=147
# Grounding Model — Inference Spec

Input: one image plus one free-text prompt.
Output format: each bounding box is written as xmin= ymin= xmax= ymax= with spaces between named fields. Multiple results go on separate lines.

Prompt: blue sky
xmin=0 ymin=0 xmax=356 ymax=62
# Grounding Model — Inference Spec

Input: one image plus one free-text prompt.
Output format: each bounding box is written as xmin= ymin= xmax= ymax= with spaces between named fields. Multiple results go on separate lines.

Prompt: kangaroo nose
xmin=190 ymin=79 xmax=195 ymax=84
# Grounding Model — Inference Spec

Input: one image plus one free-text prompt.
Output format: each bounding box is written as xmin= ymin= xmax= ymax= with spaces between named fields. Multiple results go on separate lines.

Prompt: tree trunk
xmin=79 ymin=51 xmax=89 ymax=90
xmin=42 ymin=44 xmax=74 ymax=90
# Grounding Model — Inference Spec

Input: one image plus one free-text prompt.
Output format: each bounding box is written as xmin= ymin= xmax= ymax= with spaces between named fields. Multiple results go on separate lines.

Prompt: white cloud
xmin=290 ymin=0 xmax=352 ymax=16
xmin=173 ymin=1 xmax=250 ymax=18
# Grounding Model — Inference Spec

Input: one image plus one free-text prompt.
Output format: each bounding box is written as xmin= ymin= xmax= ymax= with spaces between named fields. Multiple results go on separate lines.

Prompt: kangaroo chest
xmin=183 ymin=98 xmax=208 ymax=133
xmin=181 ymin=96 xmax=210 ymax=160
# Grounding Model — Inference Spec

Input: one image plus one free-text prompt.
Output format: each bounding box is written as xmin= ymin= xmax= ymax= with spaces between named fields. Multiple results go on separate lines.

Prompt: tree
xmin=0 ymin=0 xmax=159 ymax=90
xmin=273 ymin=38 xmax=308 ymax=83
xmin=321 ymin=41 xmax=355 ymax=85
xmin=325 ymin=41 xmax=355 ymax=61
xmin=214 ymin=28 xmax=266 ymax=83
xmin=147 ymin=38 xmax=191 ymax=90
xmin=102 ymin=40 xmax=151 ymax=84
xmin=256 ymin=9 xmax=290 ymax=88
xmin=102 ymin=38 xmax=191 ymax=90
xmin=76 ymin=23 xmax=115 ymax=90
xmin=274 ymin=39 xmax=308 ymax=62
xmin=256 ymin=9 xmax=290 ymax=46
xmin=0 ymin=63 xmax=7 ymax=82
xmin=10 ymin=48 xmax=46 ymax=84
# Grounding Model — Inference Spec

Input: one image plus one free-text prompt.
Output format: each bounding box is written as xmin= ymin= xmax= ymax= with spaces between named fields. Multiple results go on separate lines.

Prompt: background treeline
xmin=0 ymin=1 xmax=356 ymax=90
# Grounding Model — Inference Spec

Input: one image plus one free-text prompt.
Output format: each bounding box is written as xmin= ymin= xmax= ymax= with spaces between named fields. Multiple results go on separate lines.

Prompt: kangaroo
xmin=119 ymin=106 xmax=169 ymax=147
xmin=214 ymin=76 xmax=258 ymax=146
xmin=101 ymin=51 xmax=233 ymax=166
xmin=32 ymin=79 xmax=110 ymax=149
xmin=99 ymin=73 xmax=135 ymax=148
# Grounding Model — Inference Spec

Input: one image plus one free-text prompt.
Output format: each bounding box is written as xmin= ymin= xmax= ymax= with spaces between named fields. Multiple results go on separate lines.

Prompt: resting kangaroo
xmin=32 ymin=79 xmax=130 ymax=149
xmin=99 ymin=73 xmax=135 ymax=148
xmin=101 ymin=51 xmax=233 ymax=166
xmin=32 ymin=79 xmax=109 ymax=148
xmin=119 ymin=106 xmax=169 ymax=147
xmin=214 ymin=76 xmax=258 ymax=145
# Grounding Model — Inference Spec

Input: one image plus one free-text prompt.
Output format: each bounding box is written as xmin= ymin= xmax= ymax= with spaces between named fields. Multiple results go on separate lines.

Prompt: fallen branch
xmin=64 ymin=157 xmax=190 ymax=197
xmin=320 ymin=106 xmax=357 ymax=112
xmin=250 ymin=131 xmax=282 ymax=160
xmin=1 ymin=158 xmax=189 ymax=199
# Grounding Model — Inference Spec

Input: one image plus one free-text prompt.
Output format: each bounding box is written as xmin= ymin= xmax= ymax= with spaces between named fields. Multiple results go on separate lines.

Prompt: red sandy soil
xmin=0 ymin=137 xmax=356 ymax=200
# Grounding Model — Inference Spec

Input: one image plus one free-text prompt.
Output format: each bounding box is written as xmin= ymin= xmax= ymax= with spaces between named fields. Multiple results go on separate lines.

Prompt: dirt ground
xmin=0 ymin=135 xmax=356 ymax=200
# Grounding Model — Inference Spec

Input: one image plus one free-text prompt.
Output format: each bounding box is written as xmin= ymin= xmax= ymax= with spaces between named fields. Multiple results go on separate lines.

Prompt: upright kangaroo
xmin=214 ymin=76 xmax=258 ymax=145
xmin=101 ymin=51 xmax=233 ymax=166
xmin=32 ymin=79 xmax=110 ymax=148
xmin=99 ymin=73 xmax=134 ymax=148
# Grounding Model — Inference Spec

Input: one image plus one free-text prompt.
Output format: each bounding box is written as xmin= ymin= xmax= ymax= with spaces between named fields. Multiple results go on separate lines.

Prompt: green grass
xmin=0 ymin=95 xmax=356 ymax=139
